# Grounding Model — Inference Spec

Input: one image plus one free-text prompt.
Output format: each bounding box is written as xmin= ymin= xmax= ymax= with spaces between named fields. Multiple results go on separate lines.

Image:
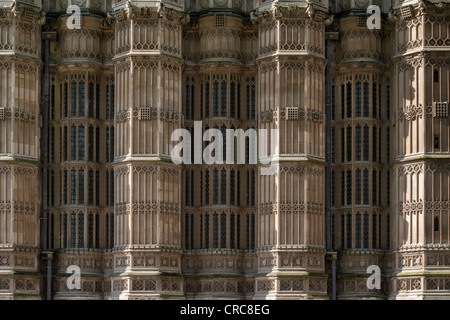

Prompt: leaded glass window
xmin=221 ymin=214 xmax=226 ymax=248
xmin=356 ymin=213 xmax=361 ymax=248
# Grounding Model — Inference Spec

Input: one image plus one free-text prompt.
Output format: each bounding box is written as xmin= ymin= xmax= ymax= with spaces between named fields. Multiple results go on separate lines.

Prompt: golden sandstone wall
xmin=0 ymin=0 xmax=448 ymax=300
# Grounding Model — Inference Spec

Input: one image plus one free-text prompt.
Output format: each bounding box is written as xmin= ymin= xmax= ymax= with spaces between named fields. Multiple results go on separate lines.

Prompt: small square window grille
xmin=286 ymin=107 xmax=298 ymax=120
xmin=22 ymin=10 xmax=35 ymax=22
xmin=433 ymin=102 xmax=448 ymax=118
xmin=358 ymin=16 xmax=367 ymax=27
xmin=0 ymin=107 xmax=4 ymax=120
xmin=216 ymin=15 xmax=225 ymax=27
xmin=139 ymin=107 xmax=152 ymax=120
xmin=401 ymin=6 xmax=413 ymax=19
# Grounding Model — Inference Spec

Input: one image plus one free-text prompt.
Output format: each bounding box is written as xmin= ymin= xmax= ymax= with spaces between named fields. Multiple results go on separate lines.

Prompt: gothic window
xmin=79 ymin=81 xmax=85 ymax=117
xmin=363 ymin=126 xmax=369 ymax=161
xmin=96 ymin=171 xmax=100 ymax=206
xmin=331 ymin=128 xmax=335 ymax=163
xmin=355 ymin=126 xmax=361 ymax=161
xmin=221 ymin=81 xmax=227 ymax=118
xmin=185 ymin=214 xmax=189 ymax=249
xmin=237 ymin=171 xmax=241 ymax=207
xmin=372 ymin=170 xmax=377 ymax=205
xmin=95 ymin=214 xmax=99 ymax=249
xmin=373 ymin=127 xmax=377 ymax=162
xmin=110 ymin=127 xmax=114 ymax=162
xmin=64 ymin=126 xmax=68 ymax=161
xmin=78 ymin=170 xmax=84 ymax=205
xmin=230 ymin=82 xmax=236 ymax=118
xmin=356 ymin=169 xmax=361 ymax=205
xmin=387 ymin=214 xmax=390 ymax=249
xmin=200 ymin=84 xmax=203 ymax=119
xmin=221 ymin=169 xmax=227 ymax=205
xmin=106 ymin=128 xmax=110 ymax=163
xmin=51 ymin=84 xmax=55 ymax=120
xmin=71 ymin=126 xmax=77 ymax=160
xmin=341 ymin=127 xmax=345 ymax=163
xmin=356 ymin=213 xmax=361 ymax=248
xmin=363 ymin=169 xmax=369 ymax=205
xmin=331 ymin=85 xmax=335 ymax=120
xmin=346 ymin=83 xmax=352 ymax=118
xmin=230 ymin=170 xmax=235 ymax=205
xmin=110 ymin=170 xmax=114 ymax=206
xmin=246 ymin=79 xmax=256 ymax=120
xmin=63 ymin=170 xmax=68 ymax=205
xmin=356 ymin=82 xmax=361 ymax=117
xmin=221 ymin=126 xmax=227 ymax=162
xmin=88 ymin=127 xmax=94 ymax=162
xmin=213 ymin=213 xmax=219 ymax=248
xmin=205 ymin=170 xmax=210 ymax=205
xmin=106 ymin=170 xmax=110 ymax=206
xmin=346 ymin=170 xmax=352 ymax=206
xmin=246 ymin=171 xmax=250 ymax=206
xmin=88 ymin=170 xmax=94 ymax=205
xmin=434 ymin=216 xmax=440 ymax=232
xmin=372 ymin=213 xmax=377 ymax=248
xmin=221 ymin=213 xmax=226 ymax=248
xmin=50 ymin=170 xmax=55 ymax=206
xmin=190 ymin=214 xmax=194 ymax=249
xmin=341 ymin=84 xmax=345 ymax=119
xmin=88 ymin=213 xmax=94 ymax=248
xmin=379 ymin=128 xmax=381 ymax=163
xmin=79 ymin=126 xmax=85 ymax=161
xmin=230 ymin=214 xmax=235 ymax=249
xmin=387 ymin=128 xmax=391 ymax=163
xmin=71 ymin=170 xmax=76 ymax=204
xmin=331 ymin=214 xmax=335 ymax=249
xmin=110 ymin=213 xmax=114 ymax=248
xmin=96 ymin=83 xmax=100 ymax=119
xmin=71 ymin=81 xmax=77 ymax=117
xmin=363 ymin=82 xmax=369 ymax=117
xmin=346 ymin=213 xmax=352 ymax=249
xmin=387 ymin=171 xmax=391 ymax=206
xmin=373 ymin=83 xmax=377 ymax=118
xmin=106 ymin=214 xmax=110 ymax=249
xmin=246 ymin=214 xmax=250 ymax=250
xmin=331 ymin=170 xmax=335 ymax=207
xmin=251 ymin=83 xmax=256 ymax=120
xmin=341 ymin=215 xmax=345 ymax=249
xmin=205 ymin=81 xmax=210 ymax=118
xmin=434 ymin=136 xmax=440 ymax=149
xmin=434 ymin=70 xmax=439 ymax=83
xmin=204 ymin=214 xmax=210 ymax=247
xmin=63 ymin=214 xmax=68 ymax=248
xmin=191 ymin=171 xmax=194 ymax=206
xmin=50 ymin=214 xmax=54 ymax=249
xmin=386 ymin=85 xmax=391 ymax=120
xmin=50 ymin=127 xmax=55 ymax=163
xmin=213 ymin=82 xmax=219 ymax=117
xmin=251 ymin=213 xmax=255 ymax=249
xmin=237 ymin=83 xmax=241 ymax=119
xmin=63 ymin=83 xmax=68 ymax=118
xmin=71 ymin=213 xmax=76 ymax=248
xmin=88 ymin=82 xmax=94 ymax=118
xmin=363 ymin=213 xmax=369 ymax=249
xmin=251 ymin=170 xmax=256 ymax=207
xmin=96 ymin=128 xmax=100 ymax=162
xmin=346 ymin=126 xmax=352 ymax=162
xmin=341 ymin=171 xmax=345 ymax=207
xmin=213 ymin=169 xmax=219 ymax=205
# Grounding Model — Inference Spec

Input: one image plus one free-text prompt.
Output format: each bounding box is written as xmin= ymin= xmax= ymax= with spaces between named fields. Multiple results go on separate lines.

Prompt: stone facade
xmin=0 ymin=0 xmax=448 ymax=300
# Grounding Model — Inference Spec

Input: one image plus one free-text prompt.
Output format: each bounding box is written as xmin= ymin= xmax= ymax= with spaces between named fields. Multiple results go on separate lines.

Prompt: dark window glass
xmin=71 ymin=213 xmax=76 ymax=248
xmin=356 ymin=170 xmax=361 ymax=205
xmin=221 ymin=169 xmax=227 ymax=205
xmin=213 ymin=169 xmax=219 ymax=205
xmin=356 ymin=213 xmax=361 ymax=248
xmin=346 ymin=83 xmax=352 ymax=118
xmin=71 ymin=82 xmax=77 ymax=117
xmin=347 ymin=170 xmax=352 ymax=206
xmin=79 ymin=126 xmax=85 ymax=161
xmin=346 ymin=214 xmax=352 ymax=249
xmin=372 ymin=83 xmax=377 ymax=118
xmin=386 ymin=86 xmax=391 ymax=120
xmin=363 ymin=169 xmax=369 ymax=205
xmin=88 ymin=83 xmax=94 ymax=118
xmin=221 ymin=214 xmax=226 ymax=248
xmin=363 ymin=213 xmax=369 ymax=248
xmin=363 ymin=126 xmax=369 ymax=161
xmin=213 ymin=82 xmax=219 ymax=117
xmin=88 ymin=170 xmax=94 ymax=205
xmin=230 ymin=83 xmax=236 ymax=118
xmin=331 ymin=85 xmax=335 ymax=120
xmin=221 ymin=82 xmax=227 ymax=118
xmin=372 ymin=213 xmax=377 ymax=248
xmin=355 ymin=126 xmax=361 ymax=161
xmin=331 ymin=128 xmax=335 ymax=163
xmin=230 ymin=214 xmax=235 ymax=249
xmin=213 ymin=214 xmax=218 ymax=248
xmin=355 ymin=82 xmax=361 ymax=117
xmin=205 ymin=214 xmax=209 ymax=249
xmin=347 ymin=126 xmax=352 ymax=162
xmin=78 ymin=170 xmax=84 ymax=205
xmin=363 ymin=83 xmax=369 ymax=117
xmin=88 ymin=127 xmax=94 ymax=162
xmin=71 ymin=126 xmax=77 ymax=160
xmin=88 ymin=213 xmax=94 ymax=248
xmin=79 ymin=82 xmax=85 ymax=117
xmin=71 ymin=170 xmax=76 ymax=204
